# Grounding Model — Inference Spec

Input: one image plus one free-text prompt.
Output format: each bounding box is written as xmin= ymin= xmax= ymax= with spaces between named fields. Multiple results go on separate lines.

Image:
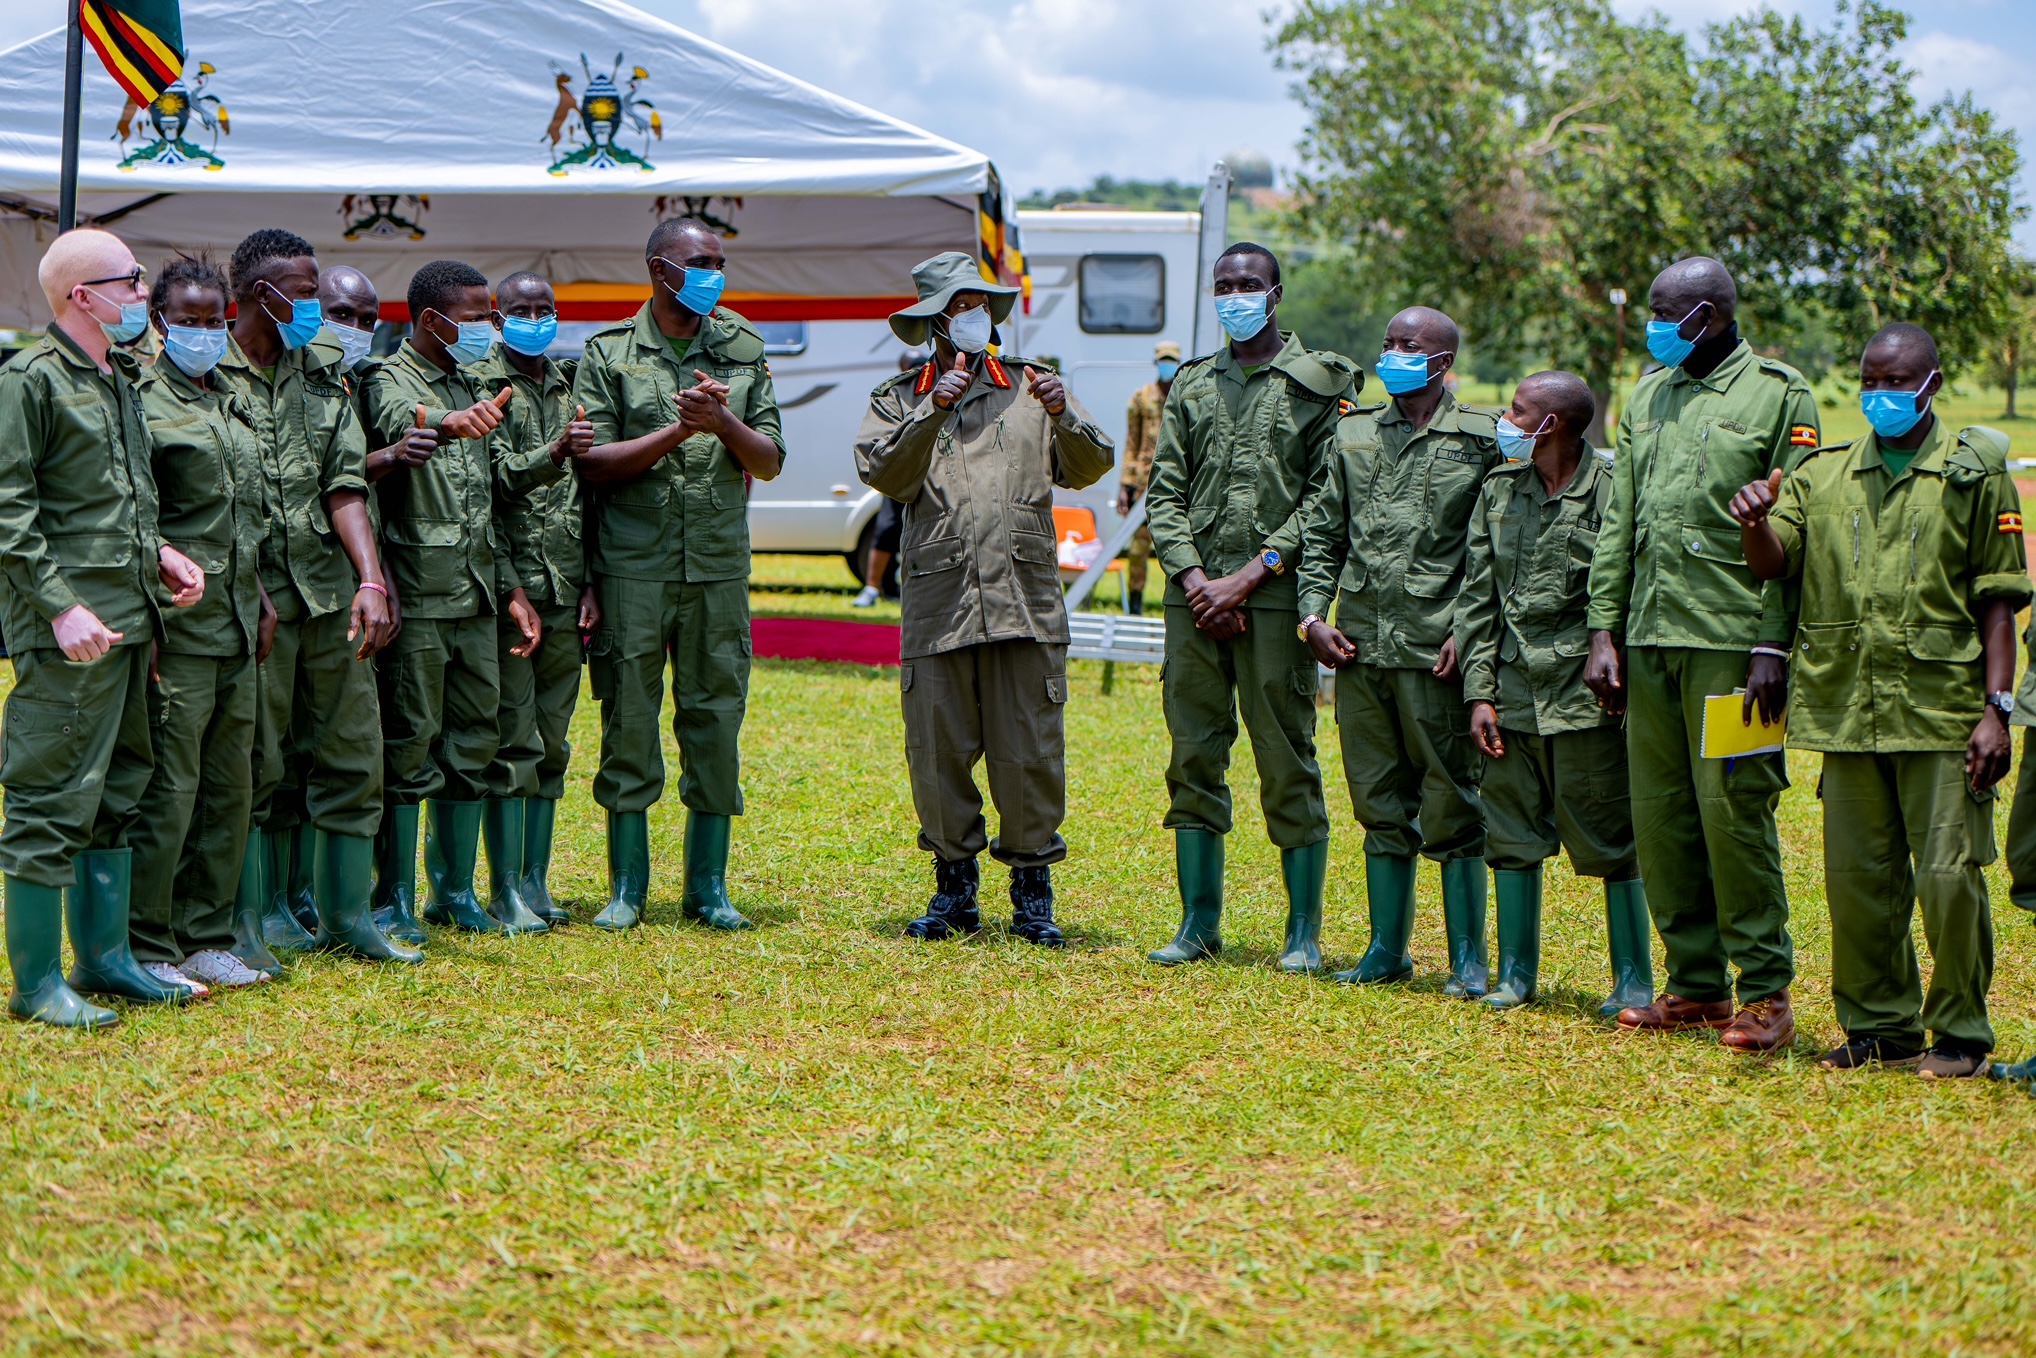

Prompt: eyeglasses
xmin=81 ymin=266 xmax=146 ymax=288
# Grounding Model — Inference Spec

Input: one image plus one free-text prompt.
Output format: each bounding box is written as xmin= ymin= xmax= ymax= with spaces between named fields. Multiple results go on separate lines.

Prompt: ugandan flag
xmin=1789 ymin=424 xmax=1819 ymax=447
xmin=976 ymin=166 xmax=1031 ymax=314
xmin=1999 ymin=512 xmax=2023 ymax=537
xmin=81 ymin=0 xmax=185 ymax=107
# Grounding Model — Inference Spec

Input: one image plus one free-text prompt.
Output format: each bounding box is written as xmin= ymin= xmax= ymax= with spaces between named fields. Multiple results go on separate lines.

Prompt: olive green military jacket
xmin=135 ymin=358 xmax=267 ymax=657
xmin=1769 ymin=422 xmax=2030 ymax=753
xmin=1146 ymin=333 xmax=1356 ymax=615
xmin=470 ymin=349 xmax=578 ymax=607
xmin=1298 ymin=390 xmax=1504 ymax=669
xmin=1586 ymin=342 xmax=1820 ymax=650
xmin=1457 ymin=448 xmax=1617 ymax=735
xmin=362 ymin=342 xmax=501 ymax=620
xmin=215 ymin=337 xmax=370 ymax=622
xmin=856 ymin=354 xmax=1114 ymax=659
xmin=0 ymin=328 xmax=165 ymax=650
xmin=571 ymin=304 xmax=784 ymax=585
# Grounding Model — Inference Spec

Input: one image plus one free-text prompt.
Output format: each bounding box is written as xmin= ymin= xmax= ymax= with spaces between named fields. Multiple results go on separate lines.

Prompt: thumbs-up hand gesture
xmin=1729 ymin=467 xmax=1784 ymax=528
xmin=440 ymin=385 xmax=513 ymax=440
xmin=1024 ymin=363 xmax=1066 ymax=416
xmin=930 ymin=351 xmax=972 ymax=410
xmin=399 ymin=402 xmax=441 ymax=466
xmin=553 ymin=402 xmax=595 ymax=462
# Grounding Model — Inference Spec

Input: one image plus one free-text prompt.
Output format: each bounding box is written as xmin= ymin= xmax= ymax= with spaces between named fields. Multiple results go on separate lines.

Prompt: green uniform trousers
xmin=591 ymin=576 xmax=748 ymax=816
xmin=253 ymin=609 xmax=384 ymax=838
xmin=1335 ymin=661 xmax=1483 ymax=861
xmin=901 ymin=639 xmax=1068 ymax=867
xmin=1161 ymin=604 xmax=1327 ymax=850
xmin=128 ymin=651 xmax=256 ymax=963
xmin=0 ymin=643 xmax=153 ymax=888
xmin=1626 ymin=645 xmax=1792 ymax=1005
xmin=2004 ymin=729 xmax=2036 ymax=914
xmin=1483 ymin=725 xmax=1638 ymax=879
xmin=489 ymin=602 xmax=580 ymax=801
xmin=1822 ymin=750 xmax=1996 ymax=1053
xmin=378 ymin=614 xmax=500 ymax=806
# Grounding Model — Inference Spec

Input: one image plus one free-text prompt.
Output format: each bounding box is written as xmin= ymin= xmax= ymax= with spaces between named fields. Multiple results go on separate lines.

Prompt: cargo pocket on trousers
xmin=1290 ymin=665 xmax=1318 ymax=700
xmin=586 ymin=628 xmax=618 ymax=702
xmin=1 ymin=696 xmax=82 ymax=791
xmin=901 ymin=664 xmax=915 ymax=694
xmin=1045 ymin=673 xmax=1068 ymax=704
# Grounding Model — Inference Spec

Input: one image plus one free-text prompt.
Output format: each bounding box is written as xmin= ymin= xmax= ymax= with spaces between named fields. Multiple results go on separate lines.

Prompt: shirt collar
xmin=1859 ymin=414 xmax=1948 ymax=476
xmin=1667 ymin=339 xmax=1753 ymax=392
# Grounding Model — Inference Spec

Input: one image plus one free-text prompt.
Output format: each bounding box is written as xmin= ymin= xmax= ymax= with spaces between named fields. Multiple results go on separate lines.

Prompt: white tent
xmin=0 ymin=0 xmax=1015 ymax=329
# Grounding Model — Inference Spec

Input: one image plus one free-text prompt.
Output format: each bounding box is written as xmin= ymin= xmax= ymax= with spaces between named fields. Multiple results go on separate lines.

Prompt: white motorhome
xmin=747 ymin=173 xmax=1232 ymax=581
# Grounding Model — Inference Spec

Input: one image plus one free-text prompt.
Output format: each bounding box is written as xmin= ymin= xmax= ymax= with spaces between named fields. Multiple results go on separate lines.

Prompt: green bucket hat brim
xmin=889 ymin=251 xmax=1020 ymax=345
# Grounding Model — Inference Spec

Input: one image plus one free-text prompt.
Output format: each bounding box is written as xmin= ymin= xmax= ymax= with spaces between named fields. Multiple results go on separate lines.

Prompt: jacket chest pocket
xmin=1564 ymin=521 xmax=1599 ymax=593
xmin=612 ymin=363 xmax=674 ymax=440
xmin=1695 ymin=419 xmax=1769 ymax=490
xmin=383 ymin=518 xmax=465 ymax=598
xmin=1423 ymin=449 xmax=1485 ymax=523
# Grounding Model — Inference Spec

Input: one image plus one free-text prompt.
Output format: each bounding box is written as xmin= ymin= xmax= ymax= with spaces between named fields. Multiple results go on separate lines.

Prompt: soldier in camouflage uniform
xmin=1119 ymin=341 xmax=1180 ymax=616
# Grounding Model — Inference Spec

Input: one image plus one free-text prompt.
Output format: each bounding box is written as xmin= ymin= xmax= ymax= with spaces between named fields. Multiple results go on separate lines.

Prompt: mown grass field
xmin=5 ymin=389 xmax=2036 ymax=1353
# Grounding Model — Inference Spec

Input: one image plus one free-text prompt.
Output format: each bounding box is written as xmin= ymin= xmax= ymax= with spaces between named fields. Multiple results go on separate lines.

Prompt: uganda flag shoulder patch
xmin=1337 ymin=398 xmax=1358 ymax=417
xmin=1789 ymin=424 xmax=1819 ymax=447
xmin=2000 ymin=512 xmax=2024 ymax=536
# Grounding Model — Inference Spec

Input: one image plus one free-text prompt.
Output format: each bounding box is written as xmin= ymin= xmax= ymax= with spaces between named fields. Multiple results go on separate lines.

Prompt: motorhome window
xmin=756 ymin=321 xmax=809 ymax=356
xmin=1078 ymin=254 xmax=1165 ymax=334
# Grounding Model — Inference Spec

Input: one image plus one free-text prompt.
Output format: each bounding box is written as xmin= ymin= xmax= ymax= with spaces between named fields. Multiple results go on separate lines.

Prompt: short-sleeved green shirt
xmin=1770 ymin=420 xmax=2030 ymax=752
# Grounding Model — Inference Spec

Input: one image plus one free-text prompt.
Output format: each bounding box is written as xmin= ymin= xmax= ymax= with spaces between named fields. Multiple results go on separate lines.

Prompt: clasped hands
xmin=50 ymin=544 xmax=204 ymax=663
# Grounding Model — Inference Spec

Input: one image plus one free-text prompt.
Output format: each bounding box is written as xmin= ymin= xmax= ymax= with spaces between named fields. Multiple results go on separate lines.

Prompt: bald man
xmin=317 ymin=265 xmax=380 ymax=375
xmin=1300 ymin=305 xmax=1504 ymax=995
xmin=0 ymin=229 xmax=210 ymax=1026
xmin=1456 ymin=372 xmax=1650 ymax=1013
xmin=1584 ymin=256 xmax=1820 ymax=1052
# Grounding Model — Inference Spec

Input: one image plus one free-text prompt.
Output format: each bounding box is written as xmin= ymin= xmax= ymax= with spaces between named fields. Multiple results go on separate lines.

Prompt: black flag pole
xmin=58 ymin=0 xmax=84 ymax=232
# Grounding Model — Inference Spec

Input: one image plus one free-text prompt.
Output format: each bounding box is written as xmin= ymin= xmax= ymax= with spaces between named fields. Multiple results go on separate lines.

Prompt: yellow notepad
xmin=1701 ymin=690 xmax=1787 ymax=759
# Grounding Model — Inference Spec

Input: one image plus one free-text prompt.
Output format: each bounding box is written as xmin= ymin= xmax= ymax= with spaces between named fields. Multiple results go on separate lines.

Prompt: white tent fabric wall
xmin=0 ymin=0 xmax=998 ymax=327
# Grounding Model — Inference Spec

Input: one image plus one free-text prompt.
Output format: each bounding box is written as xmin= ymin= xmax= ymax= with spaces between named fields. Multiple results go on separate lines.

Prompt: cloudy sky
xmin=2 ymin=0 xmax=2030 ymax=243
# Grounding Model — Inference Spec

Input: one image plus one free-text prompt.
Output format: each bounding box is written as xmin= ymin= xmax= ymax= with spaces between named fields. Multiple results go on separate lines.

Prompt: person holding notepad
xmin=1731 ymin=323 xmax=2028 ymax=1079
xmin=1584 ymin=257 xmax=1819 ymax=1053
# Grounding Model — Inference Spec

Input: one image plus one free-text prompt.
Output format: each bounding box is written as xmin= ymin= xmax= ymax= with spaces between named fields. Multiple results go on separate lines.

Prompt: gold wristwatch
xmin=1259 ymin=547 xmax=1284 ymax=575
xmin=1298 ymin=613 xmax=1323 ymax=641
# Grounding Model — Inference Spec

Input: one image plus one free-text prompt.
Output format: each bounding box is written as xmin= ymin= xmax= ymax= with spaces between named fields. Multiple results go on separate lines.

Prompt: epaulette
xmin=1954 ymin=425 xmax=2010 ymax=475
xmin=1276 ymin=349 xmax=1358 ymax=399
xmin=1753 ymin=354 xmax=1813 ymax=391
xmin=706 ymin=308 xmax=767 ymax=364
xmin=1453 ymin=403 xmax=1504 ymax=438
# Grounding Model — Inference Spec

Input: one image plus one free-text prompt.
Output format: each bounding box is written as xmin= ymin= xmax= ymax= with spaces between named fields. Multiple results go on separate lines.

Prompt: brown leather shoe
xmin=1719 ymin=989 xmax=1795 ymax=1053
xmin=1616 ymin=993 xmax=1734 ymax=1031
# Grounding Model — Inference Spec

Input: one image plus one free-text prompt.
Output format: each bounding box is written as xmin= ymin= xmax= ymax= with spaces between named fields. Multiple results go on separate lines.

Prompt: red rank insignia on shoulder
xmin=1789 ymin=424 xmax=1819 ymax=447
xmin=914 ymin=361 xmax=936 ymax=396
xmin=1999 ymin=512 xmax=2024 ymax=536
xmin=984 ymin=355 xmax=1013 ymax=389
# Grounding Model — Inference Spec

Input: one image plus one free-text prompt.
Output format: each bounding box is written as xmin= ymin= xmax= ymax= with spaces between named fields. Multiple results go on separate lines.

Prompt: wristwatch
xmin=1988 ymin=692 xmax=2015 ymax=719
xmin=1298 ymin=613 xmax=1323 ymax=641
xmin=1259 ymin=547 xmax=1284 ymax=575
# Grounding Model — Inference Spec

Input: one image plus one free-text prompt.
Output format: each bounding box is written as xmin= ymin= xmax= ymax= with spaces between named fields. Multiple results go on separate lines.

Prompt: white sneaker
xmin=182 ymin=949 xmax=271 ymax=988
xmin=851 ymin=585 xmax=881 ymax=608
xmin=142 ymin=960 xmax=210 ymax=998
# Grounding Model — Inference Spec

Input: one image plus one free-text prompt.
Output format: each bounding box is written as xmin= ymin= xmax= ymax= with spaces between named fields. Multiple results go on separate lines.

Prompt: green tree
xmin=1274 ymin=0 xmax=2027 ymax=432
xmin=1018 ymin=177 xmax=1204 ymax=212
xmin=1987 ymin=257 xmax=2036 ymax=418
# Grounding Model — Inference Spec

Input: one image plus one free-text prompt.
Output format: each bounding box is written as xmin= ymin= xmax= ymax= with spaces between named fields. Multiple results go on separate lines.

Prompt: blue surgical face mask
xmin=1376 ymin=349 xmax=1441 ymax=395
xmin=320 ymin=319 xmax=373 ymax=370
xmin=1156 ymin=359 xmax=1179 ymax=382
xmin=1215 ymin=292 xmax=1271 ymax=342
xmin=86 ymin=287 xmax=149 ymax=343
xmin=1860 ymin=372 xmax=1938 ymax=440
xmin=1495 ymin=414 xmax=1551 ymax=462
xmin=162 ymin=321 xmax=229 ymax=378
xmin=263 ymin=288 xmax=324 ymax=351
xmin=499 ymin=313 xmax=558 ymax=357
xmin=431 ymin=315 xmax=495 ymax=366
xmin=1644 ymin=302 xmax=1708 ymax=369
xmin=660 ymin=258 xmax=726 ymax=317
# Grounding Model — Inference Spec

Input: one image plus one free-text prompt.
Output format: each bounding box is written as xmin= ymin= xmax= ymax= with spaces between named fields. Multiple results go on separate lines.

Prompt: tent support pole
xmin=59 ymin=0 xmax=84 ymax=232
